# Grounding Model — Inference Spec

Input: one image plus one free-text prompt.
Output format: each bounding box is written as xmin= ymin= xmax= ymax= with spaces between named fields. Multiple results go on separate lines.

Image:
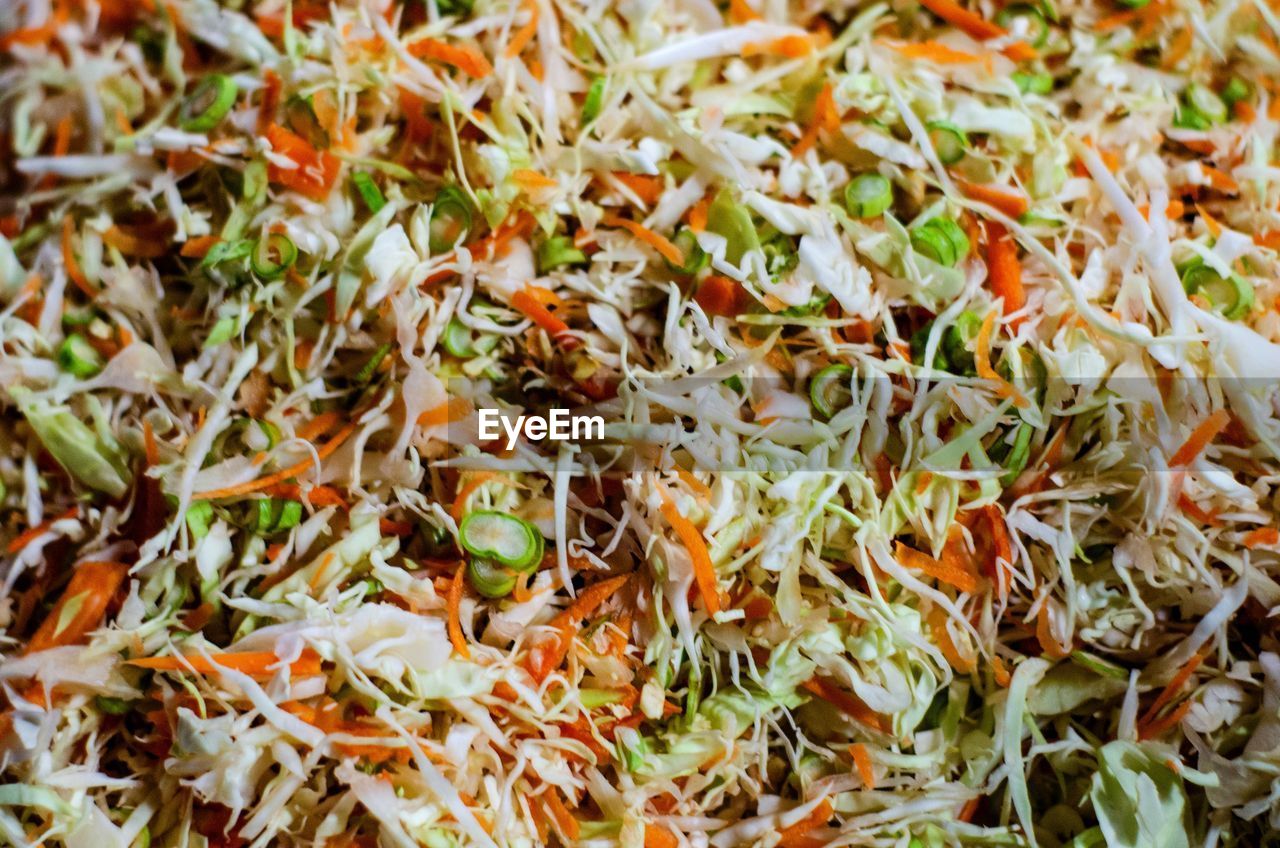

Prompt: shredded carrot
xmin=957 ymin=179 xmax=1031 ymax=219
xmin=180 ymin=235 xmax=220 ymax=258
xmin=974 ymin=310 xmax=1030 ymax=408
xmin=728 ymin=0 xmax=762 ymax=22
xmin=1234 ymin=100 xmax=1257 ymax=123
xmin=1169 ymin=409 xmax=1230 ymax=467
xmin=895 ymin=541 xmax=980 ymax=594
xmin=1196 ymin=203 xmax=1223 ymax=239
xmin=674 ymin=468 xmax=713 ymax=502
xmin=891 ymin=40 xmax=986 ymax=64
xmin=1137 ymin=699 xmax=1193 ymax=740
xmin=39 ymin=114 xmax=74 ymax=190
xmin=694 ymin=275 xmax=743 ymax=317
xmin=451 ymin=471 xmax=499 ymax=522
xmin=801 ymin=677 xmax=889 ymax=732
xmin=688 ymin=196 xmax=710 ymax=233
xmin=505 ymin=0 xmax=538 ymax=58
xmin=991 ymin=655 xmax=1012 ymax=687
xmin=1138 ymin=652 xmax=1203 ymax=730
xmin=657 ymin=484 xmax=722 ymax=615
xmin=1243 ymin=527 xmax=1279 ymax=549
xmin=1035 ymin=604 xmax=1072 ymax=659
xmin=407 ymin=37 xmax=492 ymax=77
xmin=1200 ymin=164 xmax=1239 ymax=194
xmin=848 ymin=743 xmax=876 ymax=789
xmin=526 ymin=574 xmax=631 ymax=680
xmin=604 ymin=215 xmax=685 ymax=267
xmin=448 ymin=563 xmax=470 ymax=659
xmin=984 ymin=219 xmax=1025 ymax=322
xmin=1177 ymin=491 xmax=1221 ymax=526
xmin=776 ymin=798 xmax=833 ymax=848
xmin=917 ymin=0 xmax=1005 ymax=39
xmin=511 ymin=286 xmax=575 ymax=345
xmin=1161 ymin=27 xmax=1192 ymax=69
xmin=27 ymin=561 xmax=130 ymax=653
xmin=792 ymin=82 xmax=837 ymax=156
xmin=958 ymin=797 xmax=982 ymax=822
xmin=264 ymin=123 xmax=341 ymax=201
xmin=1001 ymin=40 xmax=1038 ymax=62
xmin=926 ymin=604 xmax=976 ymax=673
xmin=512 ymin=168 xmax=558 ymax=191
xmin=418 ymin=396 xmax=473 ymax=428
xmin=742 ymin=34 xmax=815 ymax=58
xmin=612 ymin=172 xmax=664 ymax=206
xmin=296 ymin=410 xmax=342 ymax=442
xmin=7 ymin=506 xmax=78 ymax=555
xmin=103 ymin=225 xmax=168 ymax=258
xmin=129 ymin=648 xmax=321 ymax=677
xmin=62 ymin=215 xmax=95 ymax=297
xmin=192 ymin=420 xmax=359 ymax=500
xmin=543 ymin=788 xmax=579 ymax=841
xmin=644 ymin=825 xmax=679 ymax=848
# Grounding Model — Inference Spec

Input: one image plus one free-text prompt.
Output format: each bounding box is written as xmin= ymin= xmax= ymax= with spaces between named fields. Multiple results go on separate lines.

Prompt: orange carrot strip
xmin=777 ymin=798 xmax=834 ymax=848
xmin=694 ymin=275 xmax=743 ymax=317
xmin=926 ymin=604 xmax=976 ymax=673
xmin=512 ymin=168 xmax=558 ymax=190
xmin=1196 ymin=203 xmax=1223 ymax=239
xmin=1201 ymin=164 xmax=1239 ymax=194
xmin=505 ymin=0 xmax=538 ymax=58
xmin=511 ymin=287 xmax=574 ymax=343
xmin=296 ymin=411 xmax=342 ymax=442
xmin=604 ymin=215 xmax=685 ymax=266
xmin=526 ymin=574 xmax=631 ymax=680
xmin=129 ymin=648 xmax=321 ymax=677
xmin=192 ymin=421 xmax=359 ymax=500
xmin=742 ymin=34 xmax=815 ymax=58
xmin=407 ymin=38 xmax=492 ymax=77
xmin=1001 ymin=40 xmax=1038 ymax=61
xmin=984 ymin=219 xmax=1025 ymax=321
xmin=102 ymin=225 xmax=168 ymax=258
xmin=1244 ymin=527 xmax=1280 ymax=549
xmin=975 ymin=311 xmax=1030 ymax=408
xmin=26 ymin=561 xmax=130 ymax=653
xmin=1035 ymin=604 xmax=1072 ymax=659
xmin=688 ymin=196 xmax=710 ymax=233
xmin=447 ymin=564 xmax=470 ymax=658
xmin=657 ymin=484 xmax=722 ymax=615
xmin=801 ymin=677 xmax=889 ymax=732
xmin=848 ymin=743 xmax=876 ymax=789
xmin=451 ymin=471 xmax=499 ymax=522
xmin=418 ymin=396 xmax=472 ymax=428
xmin=895 ymin=541 xmax=980 ymax=594
xmin=1138 ymin=652 xmax=1203 ymax=729
xmin=958 ymin=179 xmax=1031 ymax=219
xmin=264 ymin=123 xmax=341 ymax=201
xmin=612 ymin=172 xmax=664 ymax=205
xmin=1169 ymin=409 xmax=1230 ymax=467
xmin=891 ymin=40 xmax=986 ymax=63
xmin=792 ymin=82 xmax=837 ymax=156
xmin=62 ymin=216 xmax=95 ymax=297
xmin=728 ymin=0 xmax=762 ymax=22
xmin=644 ymin=825 xmax=680 ymax=848
xmin=7 ymin=507 xmax=79 ymax=555
xmin=543 ymin=788 xmax=579 ymax=841
xmin=1137 ymin=699 xmax=1193 ymax=740
xmin=918 ymin=0 xmax=1005 ymax=39
xmin=180 ymin=235 xmax=220 ymax=258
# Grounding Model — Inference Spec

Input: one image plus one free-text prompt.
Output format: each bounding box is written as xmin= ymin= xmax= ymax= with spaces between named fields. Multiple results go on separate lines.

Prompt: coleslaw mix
xmin=2 ymin=0 xmax=1280 ymax=845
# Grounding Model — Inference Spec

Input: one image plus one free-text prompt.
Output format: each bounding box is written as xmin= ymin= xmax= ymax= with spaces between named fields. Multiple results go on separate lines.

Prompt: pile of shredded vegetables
xmin=4 ymin=0 xmax=1280 ymax=845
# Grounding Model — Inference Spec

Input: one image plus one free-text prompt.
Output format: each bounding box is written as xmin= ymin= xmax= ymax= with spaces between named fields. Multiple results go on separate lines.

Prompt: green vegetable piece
xmin=275 ymin=499 xmax=303 ymax=531
xmin=15 ymin=392 xmax=131 ymax=498
xmin=442 ymin=319 xmax=497 ymax=358
xmin=1013 ymin=71 xmax=1055 ymax=95
xmin=1181 ymin=263 xmax=1254 ymax=319
xmin=941 ymin=310 xmax=981 ymax=375
xmin=665 ymin=229 xmax=710 ymax=275
xmin=760 ymin=231 xmax=798 ymax=277
xmin=430 ymin=186 xmax=473 ymax=254
xmin=537 ymin=236 xmax=588 ymax=273
xmin=180 ymin=75 xmax=238 ymax=133
xmin=58 ymin=333 xmax=105 ymax=379
xmin=467 ymin=557 xmax=517 ymax=598
xmin=809 ymin=363 xmax=853 ymax=419
xmin=995 ymin=4 xmax=1049 ymax=46
xmin=95 ymin=695 xmax=132 ymax=715
xmin=706 ymin=189 xmax=760 ymax=265
xmin=999 ymin=421 xmax=1034 ymax=485
xmin=250 ymin=232 xmax=297 ymax=280
xmin=185 ymin=500 xmax=214 ymax=540
xmin=844 ymin=173 xmax=894 ymax=218
xmin=1183 ymin=83 xmax=1227 ymax=125
xmin=1089 ymin=741 xmax=1190 ymax=848
xmin=356 ymin=343 xmax=392 ymax=384
xmin=926 ymin=121 xmax=968 ymax=164
xmin=285 ymin=95 xmax=330 ymax=149
xmin=459 ymin=511 xmax=544 ymax=571
xmin=254 ymin=498 xmax=283 ymax=532
xmin=911 ymin=217 xmax=970 ymax=266
xmin=582 ymin=76 xmax=606 ymax=125
xmin=352 ymin=171 xmax=386 ymax=214
xmin=1220 ymin=77 xmax=1250 ymax=108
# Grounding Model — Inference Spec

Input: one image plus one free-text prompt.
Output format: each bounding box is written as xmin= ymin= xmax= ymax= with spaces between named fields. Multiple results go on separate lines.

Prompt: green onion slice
xmin=809 ymin=363 xmax=854 ymax=419
xmin=251 ymin=233 xmax=298 ymax=280
xmin=995 ymin=4 xmax=1049 ymax=46
xmin=844 ymin=173 xmax=894 ymax=218
xmin=352 ymin=171 xmax=386 ymax=213
xmin=429 ymin=186 xmax=473 ymax=254
xmin=459 ymin=511 xmax=544 ymax=570
xmin=1000 ymin=421 xmax=1034 ymax=485
xmin=1220 ymin=77 xmax=1250 ymax=108
xmin=1013 ymin=72 xmax=1054 ymax=95
xmin=442 ymin=319 xmax=497 ymax=358
xmin=467 ymin=557 xmax=517 ymax=598
xmin=582 ymin=76 xmax=606 ymax=125
xmin=665 ymin=229 xmax=709 ymax=275
xmin=926 ymin=121 xmax=968 ymax=165
xmin=537 ymin=236 xmax=588 ymax=273
xmin=911 ymin=217 xmax=970 ymax=267
xmin=706 ymin=188 xmax=760 ymax=264
xmin=95 ymin=695 xmax=132 ymax=715
xmin=180 ymin=75 xmax=238 ymax=133
xmin=1184 ymin=84 xmax=1227 ymax=125
xmin=285 ymin=95 xmax=330 ymax=149
xmin=1181 ymin=264 xmax=1254 ymax=319
xmin=356 ymin=343 xmax=392 ymax=384
xmin=275 ymin=500 xmax=303 ymax=531
xmin=58 ymin=333 xmax=104 ymax=379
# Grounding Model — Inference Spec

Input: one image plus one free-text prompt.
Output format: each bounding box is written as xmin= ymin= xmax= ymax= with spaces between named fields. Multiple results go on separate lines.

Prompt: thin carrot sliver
xmin=918 ymin=0 xmax=1005 ymax=39
xmin=408 ymin=38 xmax=492 ymax=77
xmin=129 ymin=648 xmax=321 ymax=677
xmin=543 ymin=788 xmax=579 ymax=841
xmin=801 ymin=677 xmax=888 ymax=732
xmin=849 ymin=743 xmax=876 ymax=789
xmin=605 ymin=215 xmax=685 ymax=267
xmin=657 ymin=484 xmax=722 ymax=615
xmin=1138 ymin=652 xmax=1203 ymax=729
xmin=451 ymin=471 xmax=498 ymax=522
xmin=895 ymin=541 xmax=980 ymax=594
xmin=192 ymin=420 xmax=359 ymax=500
xmin=504 ymin=0 xmax=538 ymax=58
xmin=927 ymin=604 xmax=976 ymax=673
xmin=728 ymin=0 xmax=762 ymax=22
xmin=958 ymin=179 xmax=1031 ymax=219
xmin=984 ymin=220 xmax=1025 ymax=321
xmin=62 ymin=215 xmax=95 ymax=297
xmin=644 ymin=825 xmax=679 ymax=848
xmin=448 ymin=564 xmax=470 ymax=658
xmin=7 ymin=506 xmax=79 ymax=555
xmin=776 ymin=798 xmax=833 ymax=848
xmin=892 ymin=40 xmax=985 ymax=64
xmin=792 ymin=82 xmax=836 ymax=156
xmin=612 ymin=172 xmax=663 ymax=205
xmin=1243 ymin=527 xmax=1279 ymax=549
xmin=1137 ymin=699 xmax=1193 ymax=740
xmin=27 ymin=561 xmax=130 ymax=653
xmin=975 ymin=311 xmax=1030 ymax=408
xmin=1169 ymin=409 xmax=1230 ymax=467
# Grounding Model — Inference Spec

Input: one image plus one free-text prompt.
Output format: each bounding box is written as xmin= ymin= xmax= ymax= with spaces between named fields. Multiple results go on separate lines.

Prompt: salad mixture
xmin=4 ymin=0 xmax=1280 ymax=845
